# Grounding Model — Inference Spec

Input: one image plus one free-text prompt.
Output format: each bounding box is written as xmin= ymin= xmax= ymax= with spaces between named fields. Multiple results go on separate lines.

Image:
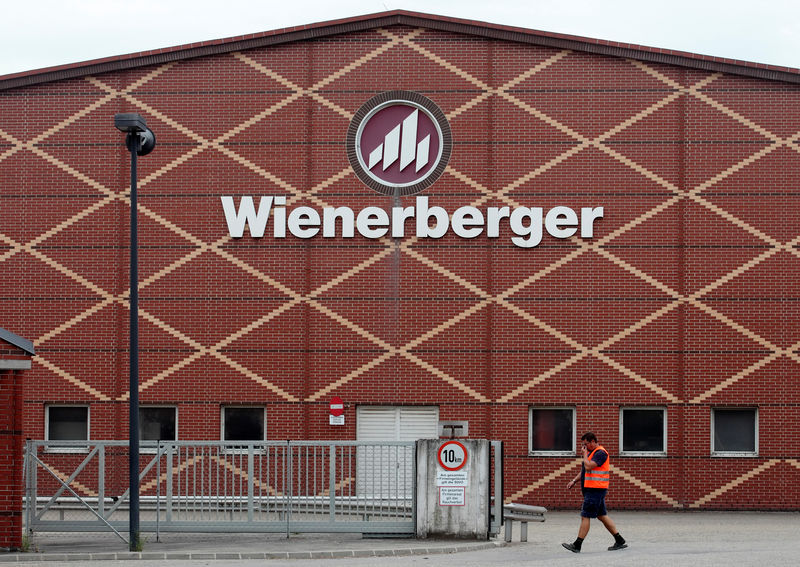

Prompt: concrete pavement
xmin=3 ymin=510 xmax=799 ymax=566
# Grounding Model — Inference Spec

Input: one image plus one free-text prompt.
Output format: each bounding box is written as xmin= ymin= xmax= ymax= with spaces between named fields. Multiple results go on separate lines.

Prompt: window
xmin=222 ymin=407 xmax=265 ymax=442
xmin=139 ymin=407 xmax=177 ymax=442
xmin=713 ymin=408 xmax=757 ymax=455
xmin=46 ymin=406 xmax=89 ymax=443
xmin=620 ymin=408 xmax=666 ymax=455
xmin=529 ymin=408 xmax=575 ymax=454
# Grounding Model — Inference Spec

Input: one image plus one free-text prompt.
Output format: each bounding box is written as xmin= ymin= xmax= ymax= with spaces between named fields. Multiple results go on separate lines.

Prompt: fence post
xmin=285 ymin=441 xmax=291 ymax=538
xmin=24 ymin=440 xmax=33 ymax=538
xmin=412 ymin=442 xmax=417 ymax=532
xmin=30 ymin=442 xmax=38 ymax=533
xmin=98 ymin=445 xmax=105 ymax=519
xmin=329 ymin=444 xmax=336 ymax=522
xmin=165 ymin=443 xmax=173 ymax=523
xmin=492 ymin=440 xmax=504 ymax=536
xmin=247 ymin=445 xmax=254 ymax=522
xmin=156 ymin=441 xmax=161 ymax=542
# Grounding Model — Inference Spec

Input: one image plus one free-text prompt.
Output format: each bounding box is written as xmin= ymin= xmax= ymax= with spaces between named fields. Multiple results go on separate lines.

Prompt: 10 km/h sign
xmin=437 ymin=440 xmax=468 ymax=471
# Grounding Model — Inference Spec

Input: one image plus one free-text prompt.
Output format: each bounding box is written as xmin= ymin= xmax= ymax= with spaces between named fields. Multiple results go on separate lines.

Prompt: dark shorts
xmin=580 ymin=490 xmax=608 ymax=518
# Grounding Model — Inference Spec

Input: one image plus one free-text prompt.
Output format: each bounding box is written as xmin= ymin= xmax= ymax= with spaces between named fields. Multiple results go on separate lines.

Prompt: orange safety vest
xmin=584 ymin=445 xmax=610 ymax=489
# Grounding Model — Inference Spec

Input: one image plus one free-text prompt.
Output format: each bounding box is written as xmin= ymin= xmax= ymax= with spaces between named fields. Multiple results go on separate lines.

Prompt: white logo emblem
xmin=367 ymin=109 xmax=431 ymax=174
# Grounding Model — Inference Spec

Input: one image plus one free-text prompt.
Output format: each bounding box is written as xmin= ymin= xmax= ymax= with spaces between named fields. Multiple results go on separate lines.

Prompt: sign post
xmin=416 ymin=439 xmax=490 ymax=538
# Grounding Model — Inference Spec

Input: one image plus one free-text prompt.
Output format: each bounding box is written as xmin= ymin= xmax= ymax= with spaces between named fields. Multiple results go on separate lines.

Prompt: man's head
xmin=581 ymin=432 xmax=598 ymax=451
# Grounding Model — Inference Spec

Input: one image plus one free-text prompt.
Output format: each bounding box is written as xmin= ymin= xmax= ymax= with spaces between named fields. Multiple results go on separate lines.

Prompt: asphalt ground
xmin=4 ymin=510 xmax=800 ymax=566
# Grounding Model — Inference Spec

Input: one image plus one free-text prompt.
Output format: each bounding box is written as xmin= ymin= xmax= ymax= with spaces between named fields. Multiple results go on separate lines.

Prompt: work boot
xmin=608 ymin=542 xmax=628 ymax=551
xmin=562 ymin=542 xmax=581 ymax=553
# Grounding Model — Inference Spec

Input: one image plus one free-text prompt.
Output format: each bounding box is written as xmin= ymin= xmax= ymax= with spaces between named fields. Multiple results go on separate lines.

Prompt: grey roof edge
xmin=1 ymin=10 xmax=800 ymax=91
xmin=0 ymin=327 xmax=35 ymax=356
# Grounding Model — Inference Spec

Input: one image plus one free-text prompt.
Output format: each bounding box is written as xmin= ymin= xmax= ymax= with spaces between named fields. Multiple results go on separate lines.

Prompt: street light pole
xmin=128 ymin=133 xmax=140 ymax=550
xmin=114 ymin=113 xmax=155 ymax=552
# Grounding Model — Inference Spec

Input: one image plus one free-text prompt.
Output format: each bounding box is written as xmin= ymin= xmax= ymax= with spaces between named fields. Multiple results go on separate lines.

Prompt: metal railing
xmin=25 ymin=440 xmax=417 ymax=540
xmin=503 ymin=503 xmax=546 ymax=542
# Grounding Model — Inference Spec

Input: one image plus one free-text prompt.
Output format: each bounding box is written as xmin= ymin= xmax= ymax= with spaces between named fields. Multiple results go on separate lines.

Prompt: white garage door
xmin=356 ymin=406 xmax=439 ymax=497
xmin=356 ymin=406 xmax=439 ymax=441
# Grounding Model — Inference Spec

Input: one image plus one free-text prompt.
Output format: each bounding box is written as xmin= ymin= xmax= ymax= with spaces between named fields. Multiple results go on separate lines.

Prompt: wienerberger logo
xmin=366 ymin=108 xmax=431 ymax=174
xmin=346 ymin=91 xmax=452 ymax=196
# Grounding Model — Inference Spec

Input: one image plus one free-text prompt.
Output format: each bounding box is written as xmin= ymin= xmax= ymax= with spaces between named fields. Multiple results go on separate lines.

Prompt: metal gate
xmin=25 ymin=440 xmax=417 ymax=540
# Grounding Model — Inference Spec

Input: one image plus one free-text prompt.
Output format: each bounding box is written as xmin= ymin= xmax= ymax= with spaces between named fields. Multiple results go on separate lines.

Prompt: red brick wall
xmin=2 ymin=24 xmax=800 ymax=511
xmin=0 ymin=358 xmax=25 ymax=549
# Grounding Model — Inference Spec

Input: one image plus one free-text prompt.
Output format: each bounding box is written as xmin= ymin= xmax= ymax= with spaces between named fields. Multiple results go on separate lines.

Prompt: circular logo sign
xmin=347 ymin=91 xmax=452 ymax=196
xmin=437 ymin=440 xmax=468 ymax=471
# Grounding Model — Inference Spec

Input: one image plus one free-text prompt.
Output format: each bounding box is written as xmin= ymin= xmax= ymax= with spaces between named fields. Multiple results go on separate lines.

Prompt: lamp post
xmin=114 ymin=113 xmax=155 ymax=551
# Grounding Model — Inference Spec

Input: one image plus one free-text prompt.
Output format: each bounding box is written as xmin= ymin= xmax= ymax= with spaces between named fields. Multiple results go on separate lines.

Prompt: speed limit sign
xmin=437 ymin=440 xmax=468 ymax=471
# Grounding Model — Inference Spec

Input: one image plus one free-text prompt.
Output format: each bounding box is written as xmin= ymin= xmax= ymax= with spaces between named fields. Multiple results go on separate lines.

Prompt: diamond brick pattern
xmin=3 ymin=18 xmax=800 ymax=512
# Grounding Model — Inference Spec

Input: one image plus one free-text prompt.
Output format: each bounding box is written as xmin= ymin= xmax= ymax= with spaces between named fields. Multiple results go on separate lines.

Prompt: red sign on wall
xmin=330 ymin=396 xmax=344 ymax=417
xmin=437 ymin=440 xmax=468 ymax=471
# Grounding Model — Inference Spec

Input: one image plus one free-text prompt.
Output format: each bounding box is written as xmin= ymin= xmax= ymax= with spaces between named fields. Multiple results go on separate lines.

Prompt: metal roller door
xmin=356 ymin=406 xmax=439 ymax=497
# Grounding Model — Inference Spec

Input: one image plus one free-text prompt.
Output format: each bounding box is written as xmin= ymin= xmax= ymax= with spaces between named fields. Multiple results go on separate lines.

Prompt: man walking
xmin=562 ymin=432 xmax=627 ymax=553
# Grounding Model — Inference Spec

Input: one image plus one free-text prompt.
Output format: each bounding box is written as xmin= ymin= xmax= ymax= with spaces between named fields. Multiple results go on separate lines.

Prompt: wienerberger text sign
xmin=221 ymin=196 xmax=603 ymax=248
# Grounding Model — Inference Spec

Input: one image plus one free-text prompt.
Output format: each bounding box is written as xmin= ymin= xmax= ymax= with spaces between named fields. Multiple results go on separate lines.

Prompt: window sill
xmin=620 ymin=451 xmax=667 ymax=457
xmin=140 ymin=445 xmax=176 ymax=454
xmin=711 ymin=452 xmax=758 ymax=458
xmin=221 ymin=443 xmax=268 ymax=454
xmin=528 ymin=451 xmax=576 ymax=457
xmin=44 ymin=445 xmax=90 ymax=454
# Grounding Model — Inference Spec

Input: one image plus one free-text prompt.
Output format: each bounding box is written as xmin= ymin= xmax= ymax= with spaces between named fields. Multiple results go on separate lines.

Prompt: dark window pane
xmin=622 ymin=409 xmax=664 ymax=452
xmin=139 ymin=407 xmax=176 ymax=441
xmin=48 ymin=407 xmax=88 ymax=440
xmin=531 ymin=409 xmax=573 ymax=451
xmin=714 ymin=410 xmax=756 ymax=452
xmin=224 ymin=408 xmax=264 ymax=441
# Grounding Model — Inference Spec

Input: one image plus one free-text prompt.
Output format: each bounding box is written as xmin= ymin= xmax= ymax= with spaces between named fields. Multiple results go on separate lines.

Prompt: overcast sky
xmin=2 ymin=0 xmax=799 ymax=77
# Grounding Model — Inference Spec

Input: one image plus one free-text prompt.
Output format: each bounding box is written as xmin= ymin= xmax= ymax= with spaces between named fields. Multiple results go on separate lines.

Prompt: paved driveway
xmin=11 ymin=510 xmax=800 ymax=566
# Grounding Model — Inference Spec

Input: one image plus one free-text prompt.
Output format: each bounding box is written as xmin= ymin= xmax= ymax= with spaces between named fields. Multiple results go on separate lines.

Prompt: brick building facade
xmin=0 ymin=330 xmax=33 ymax=549
xmin=2 ymin=11 xmax=800 ymax=518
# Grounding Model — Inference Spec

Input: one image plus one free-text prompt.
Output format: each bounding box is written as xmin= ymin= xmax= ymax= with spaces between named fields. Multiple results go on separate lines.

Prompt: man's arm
xmin=584 ymin=448 xmax=606 ymax=470
xmin=567 ymin=472 xmax=581 ymax=489
xmin=567 ymin=445 xmax=590 ymax=488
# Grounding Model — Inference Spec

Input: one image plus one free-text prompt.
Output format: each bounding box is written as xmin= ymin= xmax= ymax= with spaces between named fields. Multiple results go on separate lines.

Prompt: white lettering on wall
xmin=221 ymin=196 xmax=604 ymax=248
xmin=221 ymin=196 xmax=273 ymax=238
xmin=509 ymin=207 xmax=543 ymax=248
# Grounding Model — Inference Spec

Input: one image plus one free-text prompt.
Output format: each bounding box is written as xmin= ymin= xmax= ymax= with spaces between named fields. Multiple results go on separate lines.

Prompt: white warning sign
xmin=436 ymin=470 xmax=468 ymax=486
xmin=439 ymin=486 xmax=466 ymax=506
